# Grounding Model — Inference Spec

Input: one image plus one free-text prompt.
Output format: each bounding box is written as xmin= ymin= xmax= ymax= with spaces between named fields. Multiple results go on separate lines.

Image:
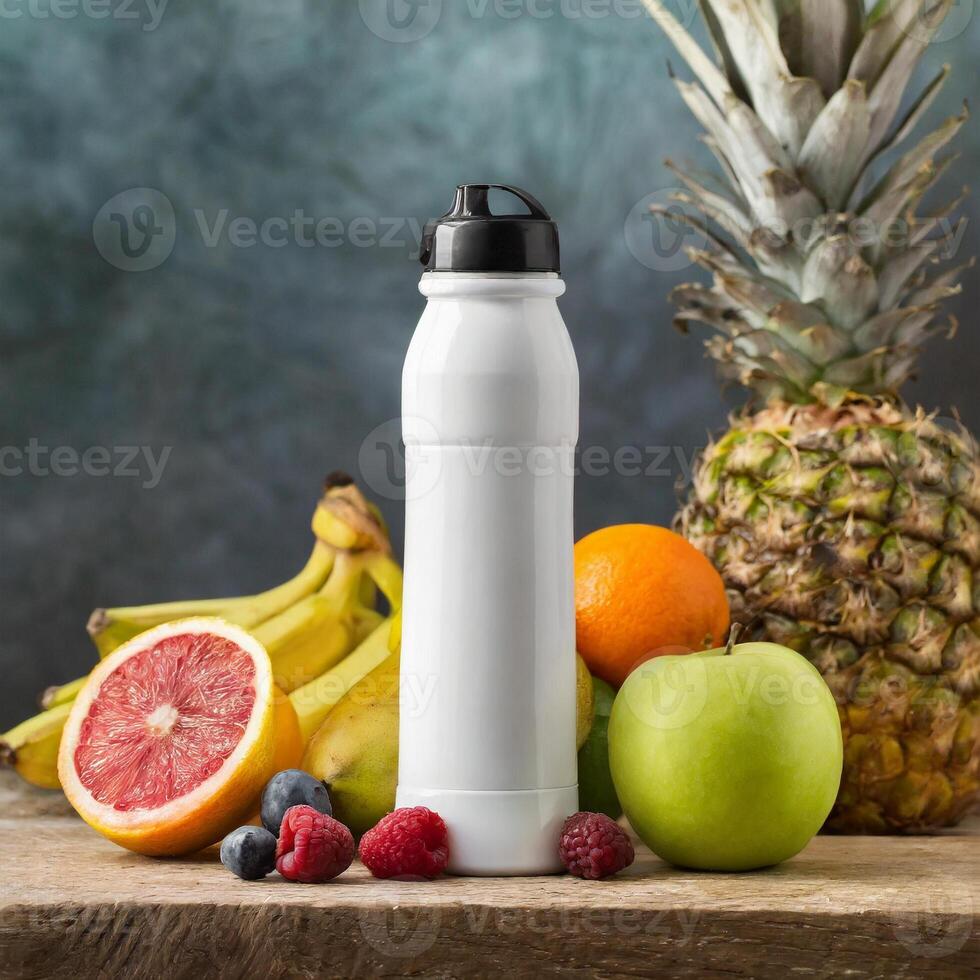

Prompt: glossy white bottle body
xmin=397 ymin=272 xmax=579 ymax=875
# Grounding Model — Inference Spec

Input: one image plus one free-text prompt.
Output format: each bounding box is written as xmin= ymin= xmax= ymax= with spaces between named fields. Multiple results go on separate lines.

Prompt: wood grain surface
xmin=1 ymin=773 xmax=977 ymax=979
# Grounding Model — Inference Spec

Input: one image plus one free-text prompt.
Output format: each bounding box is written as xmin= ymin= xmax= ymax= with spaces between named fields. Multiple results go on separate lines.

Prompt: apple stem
xmin=724 ymin=623 xmax=743 ymax=656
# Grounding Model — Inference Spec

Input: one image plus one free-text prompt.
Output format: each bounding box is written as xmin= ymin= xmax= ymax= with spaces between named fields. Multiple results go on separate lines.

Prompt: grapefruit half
xmin=58 ymin=618 xmax=277 ymax=856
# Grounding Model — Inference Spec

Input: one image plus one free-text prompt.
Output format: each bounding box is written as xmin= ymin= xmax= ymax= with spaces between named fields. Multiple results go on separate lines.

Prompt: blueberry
xmin=220 ymin=826 xmax=277 ymax=881
xmin=261 ymin=769 xmax=332 ymax=836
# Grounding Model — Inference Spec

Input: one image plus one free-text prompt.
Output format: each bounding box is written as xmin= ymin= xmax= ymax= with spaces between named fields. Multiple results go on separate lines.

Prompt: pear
xmin=302 ymin=652 xmax=595 ymax=837
xmin=302 ymin=651 xmax=400 ymax=837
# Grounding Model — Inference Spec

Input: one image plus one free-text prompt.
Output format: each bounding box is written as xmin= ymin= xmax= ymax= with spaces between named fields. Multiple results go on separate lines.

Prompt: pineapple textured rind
xmin=679 ymin=403 xmax=980 ymax=831
xmin=644 ymin=0 xmax=980 ymax=829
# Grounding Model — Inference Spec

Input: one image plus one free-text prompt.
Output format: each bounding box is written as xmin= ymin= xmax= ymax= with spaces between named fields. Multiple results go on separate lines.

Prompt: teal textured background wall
xmin=1 ymin=0 xmax=978 ymax=721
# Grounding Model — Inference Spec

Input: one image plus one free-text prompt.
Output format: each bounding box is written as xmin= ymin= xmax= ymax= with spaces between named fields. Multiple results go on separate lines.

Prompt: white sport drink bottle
xmin=397 ymin=184 xmax=579 ymax=875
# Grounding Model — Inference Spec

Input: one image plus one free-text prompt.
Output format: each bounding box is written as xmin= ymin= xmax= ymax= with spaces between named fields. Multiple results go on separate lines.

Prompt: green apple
xmin=608 ymin=640 xmax=842 ymax=871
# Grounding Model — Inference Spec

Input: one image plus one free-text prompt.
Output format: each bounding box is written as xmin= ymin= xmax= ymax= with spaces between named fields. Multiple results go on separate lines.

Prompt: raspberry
xmin=275 ymin=805 xmax=354 ymax=883
xmin=558 ymin=811 xmax=635 ymax=879
xmin=359 ymin=807 xmax=449 ymax=879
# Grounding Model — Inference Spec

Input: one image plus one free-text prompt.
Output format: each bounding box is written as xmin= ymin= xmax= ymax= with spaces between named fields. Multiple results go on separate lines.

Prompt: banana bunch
xmin=0 ymin=474 xmax=403 ymax=791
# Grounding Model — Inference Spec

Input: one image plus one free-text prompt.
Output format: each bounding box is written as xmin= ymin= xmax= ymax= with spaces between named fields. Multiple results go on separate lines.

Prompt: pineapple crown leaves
xmin=640 ymin=0 xmax=971 ymax=405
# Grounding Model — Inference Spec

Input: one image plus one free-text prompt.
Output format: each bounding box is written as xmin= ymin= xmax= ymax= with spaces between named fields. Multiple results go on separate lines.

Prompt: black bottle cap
xmin=420 ymin=184 xmax=560 ymax=274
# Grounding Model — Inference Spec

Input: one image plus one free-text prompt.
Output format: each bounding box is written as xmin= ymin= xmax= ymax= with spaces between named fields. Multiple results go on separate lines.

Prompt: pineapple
xmin=641 ymin=0 xmax=979 ymax=831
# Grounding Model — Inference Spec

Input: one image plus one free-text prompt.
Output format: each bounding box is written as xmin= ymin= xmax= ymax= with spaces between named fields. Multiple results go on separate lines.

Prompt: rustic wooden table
xmin=0 ymin=772 xmax=977 ymax=979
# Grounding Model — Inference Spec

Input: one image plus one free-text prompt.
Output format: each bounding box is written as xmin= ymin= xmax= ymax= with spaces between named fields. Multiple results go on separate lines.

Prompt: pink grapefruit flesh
xmin=58 ymin=618 xmax=277 ymax=856
xmin=74 ymin=632 xmax=258 ymax=811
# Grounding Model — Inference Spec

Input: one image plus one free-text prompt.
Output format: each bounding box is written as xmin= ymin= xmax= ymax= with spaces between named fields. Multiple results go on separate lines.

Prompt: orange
xmin=574 ymin=524 xmax=729 ymax=687
xmin=58 ymin=617 xmax=280 ymax=856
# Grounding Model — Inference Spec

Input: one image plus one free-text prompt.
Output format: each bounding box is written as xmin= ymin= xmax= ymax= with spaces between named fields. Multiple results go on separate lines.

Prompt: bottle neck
xmin=419 ymin=272 xmax=565 ymax=300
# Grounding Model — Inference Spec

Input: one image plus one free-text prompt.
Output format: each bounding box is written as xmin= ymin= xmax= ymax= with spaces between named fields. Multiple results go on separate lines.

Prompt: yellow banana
xmin=26 ymin=551 xmax=391 ymax=780
xmin=313 ymin=477 xmax=391 ymax=553
xmin=7 ymin=598 xmax=358 ymax=790
xmin=89 ymin=542 xmax=336 ymax=658
xmin=387 ymin=608 xmax=402 ymax=652
xmin=3 ymin=476 xmax=404 ymax=792
xmin=358 ymin=574 xmax=378 ymax=610
xmin=87 ymin=477 xmax=391 ymax=660
xmin=260 ymin=603 xmax=353 ymax=694
xmin=273 ymin=544 xmax=402 ymax=719
xmin=351 ymin=606 xmax=385 ymax=645
xmin=256 ymin=552 xmax=367 ymax=693
xmin=290 ymin=617 xmax=397 ymax=741
xmin=0 ymin=703 xmax=71 ymax=790
xmin=7 ymin=595 xmax=357 ymax=789
xmin=40 ymin=676 xmax=87 ymax=710
xmin=362 ymin=553 xmax=404 ymax=613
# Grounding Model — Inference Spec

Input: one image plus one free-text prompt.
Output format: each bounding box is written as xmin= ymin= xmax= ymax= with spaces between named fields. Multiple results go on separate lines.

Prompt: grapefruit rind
xmin=58 ymin=617 xmax=275 ymax=856
xmin=270 ymin=685 xmax=304 ymax=773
